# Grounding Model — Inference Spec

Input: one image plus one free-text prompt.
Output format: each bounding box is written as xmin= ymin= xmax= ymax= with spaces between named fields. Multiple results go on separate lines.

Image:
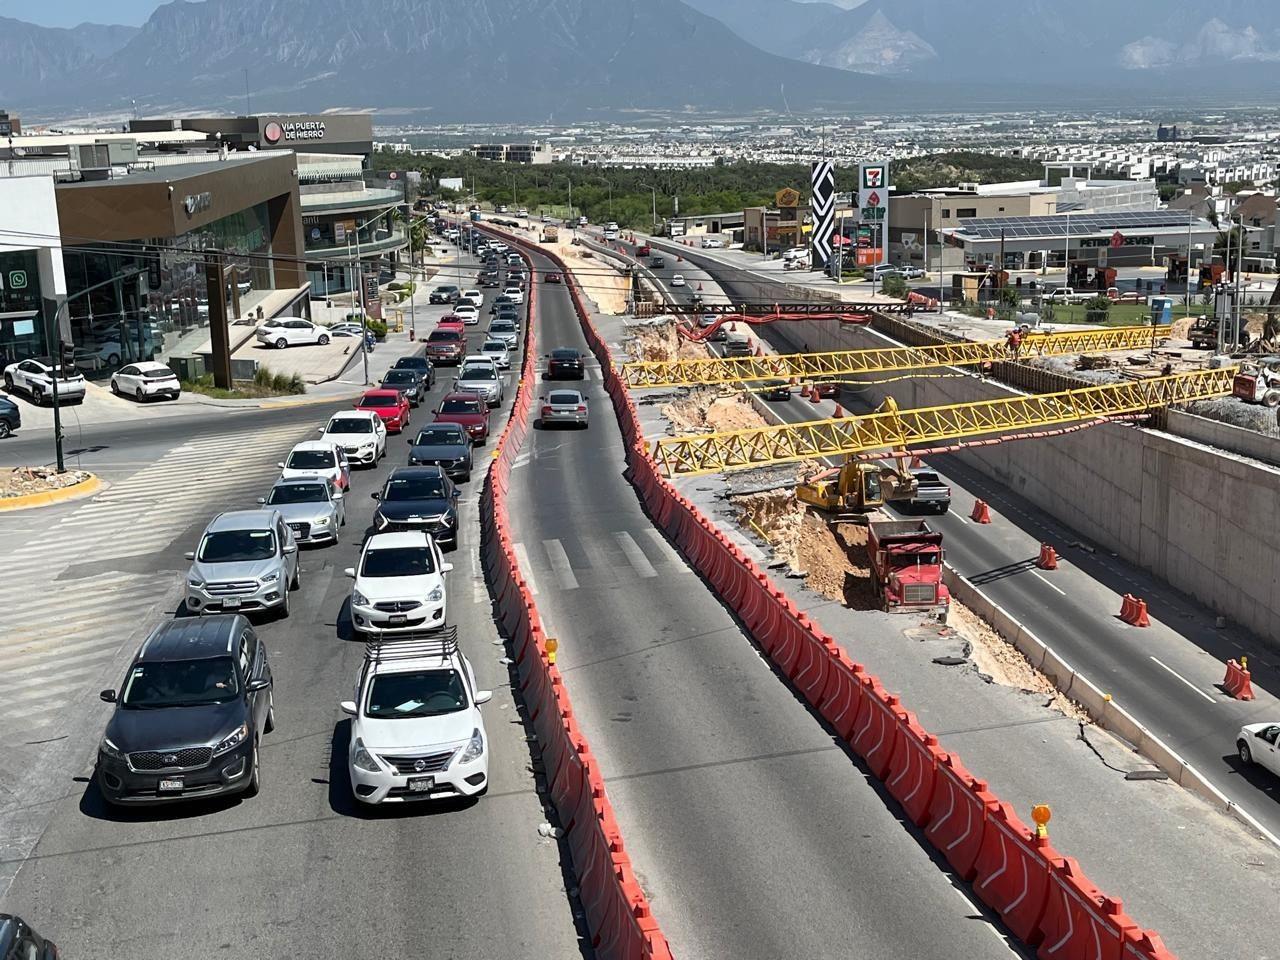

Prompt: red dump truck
xmin=866 ymin=519 xmax=950 ymax=617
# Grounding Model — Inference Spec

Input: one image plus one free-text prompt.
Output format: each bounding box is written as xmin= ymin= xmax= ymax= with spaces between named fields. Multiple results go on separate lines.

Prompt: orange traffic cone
xmin=833 ymin=404 xmax=846 ymax=418
xmin=800 ymin=383 xmax=811 ymax=398
xmin=697 ymin=282 xmax=704 ymax=292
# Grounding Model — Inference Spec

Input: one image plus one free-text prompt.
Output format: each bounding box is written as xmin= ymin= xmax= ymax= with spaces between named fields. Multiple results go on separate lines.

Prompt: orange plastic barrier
xmin=1036 ymin=544 xmax=1059 ymax=570
xmin=1119 ymin=594 xmax=1150 ymax=627
xmin=1223 ymin=659 xmax=1255 ymax=700
xmin=971 ymin=499 xmax=993 ymax=523
xmin=493 ymin=225 xmax=1180 ymax=960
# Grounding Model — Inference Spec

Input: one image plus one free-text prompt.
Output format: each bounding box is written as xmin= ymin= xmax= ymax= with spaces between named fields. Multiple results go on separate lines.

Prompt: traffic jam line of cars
xmin=89 ymin=234 xmax=537 ymax=811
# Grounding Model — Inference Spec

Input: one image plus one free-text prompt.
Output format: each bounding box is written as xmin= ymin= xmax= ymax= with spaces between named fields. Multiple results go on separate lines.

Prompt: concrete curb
xmin=942 ymin=567 xmax=1280 ymax=847
xmin=0 ymin=473 xmax=101 ymax=512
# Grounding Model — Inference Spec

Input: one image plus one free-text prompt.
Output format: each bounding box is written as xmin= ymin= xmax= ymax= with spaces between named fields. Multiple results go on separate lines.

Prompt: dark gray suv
xmin=96 ymin=615 xmax=274 ymax=806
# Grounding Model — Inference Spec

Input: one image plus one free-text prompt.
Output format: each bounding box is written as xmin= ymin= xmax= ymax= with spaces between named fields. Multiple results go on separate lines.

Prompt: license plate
xmin=408 ymin=776 xmax=434 ymax=793
xmin=223 ymin=598 xmax=241 ymax=609
xmin=389 ymin=614 xmax=407 ymax=625
xmin=158 ymin=778 xmax=184 ymax=792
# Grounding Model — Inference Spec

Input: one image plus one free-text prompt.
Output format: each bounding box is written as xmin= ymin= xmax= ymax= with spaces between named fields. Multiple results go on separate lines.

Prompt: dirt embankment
xmin=1 ymin=466 xmax=91 ymax=499
xmin=663 ymin=389 xmax=768 ymax=434
xmin=629 ymin=322 xmax=718 ymax=363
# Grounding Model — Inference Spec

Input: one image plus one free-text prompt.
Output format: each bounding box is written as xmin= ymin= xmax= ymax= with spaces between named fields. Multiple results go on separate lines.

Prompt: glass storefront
xmin=64 ymin=202 xmax=277 ymax=377
xmin=0 ymin=249 xmax=50 ymax=368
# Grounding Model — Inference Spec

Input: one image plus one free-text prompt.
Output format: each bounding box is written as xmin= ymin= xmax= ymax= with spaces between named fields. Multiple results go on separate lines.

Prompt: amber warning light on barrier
xmin=1031 ymin=804 xmax=1052 ymax=840
xmin=545 ymin=637 xmax=559 ymax=665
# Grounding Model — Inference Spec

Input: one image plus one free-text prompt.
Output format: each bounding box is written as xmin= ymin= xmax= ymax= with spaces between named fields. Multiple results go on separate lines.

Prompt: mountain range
xmin=3 ymin=0 xmax=1280 ymax=120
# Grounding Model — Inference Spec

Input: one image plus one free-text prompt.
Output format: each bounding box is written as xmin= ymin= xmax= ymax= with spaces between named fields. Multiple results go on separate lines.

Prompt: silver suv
xmin=185 ymin=510 xmax=300 ymax=618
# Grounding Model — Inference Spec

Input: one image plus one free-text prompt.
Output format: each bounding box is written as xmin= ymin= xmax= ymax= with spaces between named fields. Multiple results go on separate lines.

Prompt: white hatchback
xmin=256 ymin=318 xmax=330 ymax=349
xmin=345 ymin=531 xmax=452 ymax=636
xmin=670 ymin=274 xmax=686 ymax=287
xmin=111 ymin=361 xmax=181 ymax=401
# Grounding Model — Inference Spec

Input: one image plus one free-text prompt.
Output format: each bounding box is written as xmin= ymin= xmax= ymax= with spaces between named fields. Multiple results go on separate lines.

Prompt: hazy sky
xmin=0 ymin=0 xmax=161 ymax=27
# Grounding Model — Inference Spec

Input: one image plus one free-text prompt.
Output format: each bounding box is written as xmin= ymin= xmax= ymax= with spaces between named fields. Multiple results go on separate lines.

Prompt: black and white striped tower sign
xmin=810 ymin=159 xmax=836 ymax=270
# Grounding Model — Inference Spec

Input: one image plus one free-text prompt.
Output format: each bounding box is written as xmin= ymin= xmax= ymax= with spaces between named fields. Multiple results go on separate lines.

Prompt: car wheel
xmin=2 ymin=374 xmax=12 ymax=393
xmin=110 ymin=380 xmax=121 ymax=395
xmin=290 ymin=563 xmax=301 ymax=591
xmin=264 ymin=698 xmax=276 ymax=734
xmin=275 ymin=337 xmax=288 ymax=349
xmin=135 ymin=387 xmax=145 ymax=402
xmin=0 ymin=420 xmax=10 ymax=439
xmin=318 ymin=334 xmax=330 ymax=346
xmin=278 ymin=586 xmax=291 ymax=619
xmin=31 ymin=385 xmax=44 ymax=405
xmin=1239 ymin=740 xmax=1253 ymax=765
xmin=243 ymin=740 xmax=261 ymax=797
xmin=107 ymin=353 xmax=120 ymax=368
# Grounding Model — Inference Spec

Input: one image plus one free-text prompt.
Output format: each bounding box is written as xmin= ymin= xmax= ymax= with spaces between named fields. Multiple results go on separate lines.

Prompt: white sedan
xmin=479 ymin=339 xmax=511 ymax=370
xmin=502 ymin=286 xmax=525 ymax=305
xmin=461 ymin=289 xmax=484 ymax=308
xmin=3 ymin=358 xmax=86 ymax=404
xmin=344 ymin=531 xmax=453 ymax=636
xmin=256 ymin=318 xmax=331 ymax=349
xmin=453 ymin=304 xmax=480 ymax=325
xmin=110 ymin=361 xmax=181 ymax=401
xmin=670 ymin=274 xmax=686 ymax=287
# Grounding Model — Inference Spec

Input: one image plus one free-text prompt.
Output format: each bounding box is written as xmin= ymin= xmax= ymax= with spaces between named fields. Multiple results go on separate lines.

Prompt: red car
xmin=434 ymin=392 xmax=491 ymax=444
xmin=544 ymin=271 xmax=563 ymax=284
xmin=425 ymin=329 xmax=465 ymax=365
xmin=356 ymin=389 xmax=411 ymax=434
xmin=436 ymin=316 xmax=466 ymax=333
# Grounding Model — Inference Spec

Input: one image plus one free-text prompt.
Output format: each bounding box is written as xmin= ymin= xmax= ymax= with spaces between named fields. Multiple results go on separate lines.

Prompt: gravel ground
xmin=0 ymin=466 xmax=91 ymax=498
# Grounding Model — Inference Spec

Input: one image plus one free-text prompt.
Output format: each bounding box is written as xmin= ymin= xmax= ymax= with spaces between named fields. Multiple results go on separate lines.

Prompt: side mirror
xmin=283 ymin=544 xmax=298 ymax=555
xmin=343 ymin=567 xmax=356 ymax=579
xmin=277 ymin=462 xmax=285 ymax=468
xmin=370 ymin=491 xmax=381 ymax=500
xmin=184 ymin=551 xmax=196 ymax=560
xmin=256 ymin=497 xmax=266 ymax=505
xmin=332 ymin=491 xmax=344 ymax=500
xmin=339 ymin=700 xmax=357 ymax=716
xmin=442 ymin=562 xmax=455 ymax=573
xmin=247 ymin=678 xmax=271 ymax=693
xmin=99 ymin=689 xmax=117 ymax=703
xmin=452 ymin=489 xmax=460 ymax=498
xmin=475 ymin=690 xmax=493 ymax=705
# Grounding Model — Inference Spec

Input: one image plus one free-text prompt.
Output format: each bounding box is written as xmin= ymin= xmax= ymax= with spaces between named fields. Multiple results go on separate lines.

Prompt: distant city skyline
xmin=0 ymin=0 xmax=160 ymax=27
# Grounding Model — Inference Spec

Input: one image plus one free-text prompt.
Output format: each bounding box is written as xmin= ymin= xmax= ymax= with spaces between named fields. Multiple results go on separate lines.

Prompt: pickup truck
xmin=1043 ymin=287 xmax=1093 ymax=304
xmin=1187 ymin=316 xmax=1218 ymax=350
xmin=723 ymin=332 xmax=753 ymax=357
xmin=866 ymin=519 xmax=950 ymax=616
xmin=887 ymin=469 xmax=951 ymax=514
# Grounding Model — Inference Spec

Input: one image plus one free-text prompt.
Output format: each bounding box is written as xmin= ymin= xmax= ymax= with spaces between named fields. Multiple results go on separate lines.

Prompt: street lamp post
xmin=638 ymin=182 xmax=657 ymax=228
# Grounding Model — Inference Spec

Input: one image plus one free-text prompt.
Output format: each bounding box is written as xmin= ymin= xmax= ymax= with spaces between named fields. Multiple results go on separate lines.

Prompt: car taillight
xmin=946 ymin=487 xmax=952 ymax=497
xmin=542 ymin=405 xmax=553 ymax=416
xmin=576 ymin=405 xmax=586 ymax=412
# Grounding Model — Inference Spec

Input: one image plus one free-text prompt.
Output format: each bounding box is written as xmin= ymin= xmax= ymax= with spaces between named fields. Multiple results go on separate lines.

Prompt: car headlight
xmin=427 ymin=585 xmax=444 ymax=603
xmin=187 ymin=577 xmax=204 ymax=588
xmin=213 ymin=722 xmax=249 ymax=757
xmin=460 ymin=728 xmax=484 ymax=763
xmin=360 ymin=440 xmax=375 ymax=449
xmin=313 ymin=516 xmax=330 ymax=526
xmin=352 ymin=737 xmax=381 ymax=772
xmin=375 ymin=513 xmax=389 ymax=530
xmin=260 ymin=572 xmax=279 ymax=584
xmin=353 ymin=589 xmax=369 ymax=607
xmin=100 ymin=736 xmax=123 ymax=759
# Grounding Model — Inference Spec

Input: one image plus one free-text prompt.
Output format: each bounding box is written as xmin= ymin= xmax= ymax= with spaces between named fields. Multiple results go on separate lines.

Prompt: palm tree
xmin=1214 ymin=223 xmax=1246 ymax=279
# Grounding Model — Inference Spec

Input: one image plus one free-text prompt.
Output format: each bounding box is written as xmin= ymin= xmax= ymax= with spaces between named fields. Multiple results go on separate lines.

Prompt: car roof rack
xmin=362 ymin=626 xmax=459 ymax=670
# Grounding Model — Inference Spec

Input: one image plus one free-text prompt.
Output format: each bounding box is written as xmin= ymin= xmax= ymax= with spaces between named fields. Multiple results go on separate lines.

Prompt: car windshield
xmin=365 ymin=669 xmax=467 ymax=719
xmin=384 ymin=476 xmax=447 ymax=501
xmin=549 ymin=392 xmax=581 ymax=405
xmin=361 ymin=546 xmax=436 ymax=577
xmin=440 ymin=398 xmax=481 ymax=414
xmin=121 ymin=656 xmax=239 ymax=708
xmin=460 ymin=366 xmax=496 ymax=381
xmin=327 ymin=418 xmax=371 ymax=434
xmin=395 ymin=357 xmax=428 ymax=369
xmin=268 ymin=483 xmax=328 ymax=504
xmin=287 ymin=450 xmax=335 ymax=469
xmin=198 ymin=528 xmax=276 ymax=562
xmin=551 ymin=350 xmax=578 ymax=360
xmin=428 ymin=331 xmax=461 ymax=342
xmin=360 ymin=395 xmax=399 ymax=408
xmin=382 ymin=370 xmax=416 ymax=384
xmin=491 ymin=323 xmax=515 ymax=333
xmin=483 ymin=342 xmax=507 ymax=353
xmin=415 ymin=426 xmax=463 ymax=445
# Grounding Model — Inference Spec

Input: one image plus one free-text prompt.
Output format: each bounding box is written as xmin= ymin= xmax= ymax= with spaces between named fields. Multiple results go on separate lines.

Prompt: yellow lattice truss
xmin=652 ymin=367 xmax=1235 ymax=476
xmin=623 ymin=324 xmax=1172 ymax=388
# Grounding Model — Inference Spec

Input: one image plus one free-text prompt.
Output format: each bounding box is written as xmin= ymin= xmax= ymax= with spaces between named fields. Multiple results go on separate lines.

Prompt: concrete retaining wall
xmin=763 ymin=314 xmax=1280 ymax=645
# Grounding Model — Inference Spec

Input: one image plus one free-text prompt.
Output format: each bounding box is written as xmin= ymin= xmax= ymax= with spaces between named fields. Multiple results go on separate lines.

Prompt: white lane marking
xmin=614 ymin=531 xmax=658 ymax=579
xmin=542 ymin=538 xmax=580 ymax=590
xmin=512 ymin=542 xmax=539 ymax=596
xmin=1149 ymin=656 xmax=1217 ymax=704
xmin=1031 ymin=571 xmax=1066 ymax=596
xmin=0 ymin=661 xmax=108 ymax=691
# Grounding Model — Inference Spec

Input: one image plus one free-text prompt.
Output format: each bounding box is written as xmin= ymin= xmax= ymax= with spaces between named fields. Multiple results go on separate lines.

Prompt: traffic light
xmin=59 ymin=341 xmax=76 ymax=370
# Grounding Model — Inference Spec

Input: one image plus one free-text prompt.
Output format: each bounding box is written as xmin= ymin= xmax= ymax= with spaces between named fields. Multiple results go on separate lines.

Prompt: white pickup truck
xmin=1043 ymin=287 xmax=1094 ymax=304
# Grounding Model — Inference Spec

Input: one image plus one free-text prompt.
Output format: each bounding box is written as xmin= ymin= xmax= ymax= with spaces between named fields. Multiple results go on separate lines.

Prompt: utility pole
xmin=406 ymin=215 xmax=416 ymax=338
xmin=1185 ymin=207 xmax=1194 ymax=318
xmin=355 ymin=230 xmax=369 ymax=386
xmin=1234 ymin=217 xmax=1244 ymax=348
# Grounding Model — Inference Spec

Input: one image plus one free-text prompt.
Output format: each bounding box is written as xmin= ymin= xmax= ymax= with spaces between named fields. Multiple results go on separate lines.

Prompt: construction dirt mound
xmin=664 ymin=390 xmax=768 ymax=435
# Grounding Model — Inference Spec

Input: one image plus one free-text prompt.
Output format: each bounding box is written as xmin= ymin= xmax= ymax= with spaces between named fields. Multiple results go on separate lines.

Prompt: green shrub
xmin=881 ymin=274 xmax=909 ymax=298
xmin=367 ymin=320 xmax=389 ymax=339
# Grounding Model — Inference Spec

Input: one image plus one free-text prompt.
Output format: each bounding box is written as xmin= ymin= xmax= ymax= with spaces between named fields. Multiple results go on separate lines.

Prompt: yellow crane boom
xmin=651 ymin=367 xmax=1234 ymax=477
xmin=623 ymin=324 xmax=1171 ymax=389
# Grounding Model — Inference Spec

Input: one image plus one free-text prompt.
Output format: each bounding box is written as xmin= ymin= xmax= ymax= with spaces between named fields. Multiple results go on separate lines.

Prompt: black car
xmin=408 ymin=422 xmax=473 ymax=481
xmin=489 ymin=294 xmax=514 ymax=314
xmin=650 ymin=256 xmax=666 ymax=268
xmin=0 ymin=915 xmax=57 ymax=959
xmin=96 ymin=616 xmax=274 ymax=806
xmin=480 ymin=272 xmax=501 ymax=288
xmin=371 ymin=466 xmax=460 ymax=547
xmin=393 ymin=354 xmax=436 ymax=389
xmin=759 ymin=380 xmax=792 ymax=401
xmin=379 ymin=368 xmax=427 ymax=406
xmin=546 ymin=348 xmax=586 ymax=380
xmin=0 ymin=396 xmax=19 ymax=439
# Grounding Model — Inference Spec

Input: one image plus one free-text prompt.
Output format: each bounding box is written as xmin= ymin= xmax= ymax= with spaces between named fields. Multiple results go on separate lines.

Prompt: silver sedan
xmin=539 ymin=389 xmax=589 ymax=428
xmin=257 ymin=477 xmax=346 ymax=545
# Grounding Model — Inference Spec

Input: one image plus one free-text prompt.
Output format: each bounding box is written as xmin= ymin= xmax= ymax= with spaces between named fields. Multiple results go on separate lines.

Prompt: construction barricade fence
xmin=488 ymin=227 xmax=1180 ymax=960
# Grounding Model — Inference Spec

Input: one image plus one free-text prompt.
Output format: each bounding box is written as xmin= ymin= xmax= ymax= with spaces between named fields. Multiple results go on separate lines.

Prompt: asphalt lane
xmin=0 ymin=258 xmax=583 ymax=958
xmin=506 ymin=249 xmax=1022 ymax=960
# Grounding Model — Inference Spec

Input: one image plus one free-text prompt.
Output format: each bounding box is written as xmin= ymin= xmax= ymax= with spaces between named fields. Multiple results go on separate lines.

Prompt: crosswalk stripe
xmin=0 ymin=661 xmax=108 ymax=692
xmin=512 ymin=542 xmax=539 ymax=596
xmin=4 ymin=635 xmax=130 ymax=667
xmin=542 ymin=539 xmax=579 ymax=590
xmin=0 ymin=678 xmax=96 ymax=712
xmin=615 ymin=532 xmax=658 ymax=578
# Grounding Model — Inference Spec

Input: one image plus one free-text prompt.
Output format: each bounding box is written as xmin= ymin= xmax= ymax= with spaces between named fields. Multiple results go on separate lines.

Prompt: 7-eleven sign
xmin=862 ymin=165 xmax=886 ymax=189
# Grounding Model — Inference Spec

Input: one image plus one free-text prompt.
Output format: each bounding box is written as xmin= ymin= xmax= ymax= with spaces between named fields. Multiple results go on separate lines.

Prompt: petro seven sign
xmin=1079 ymin=233 xmax=1154 ymax=249
xmin=263 ymin=118 xmax=328 ymax=145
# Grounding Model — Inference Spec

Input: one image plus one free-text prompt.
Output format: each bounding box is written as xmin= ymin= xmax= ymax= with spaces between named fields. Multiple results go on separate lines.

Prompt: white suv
xmin=461 ymin=289 xmax=484 ymax=308
xmin=344 ymin=531 xmax=452 ymax=636
xmin=502 ymin=286 xmax=524 ymax=305
xmin=320 ymin=411 xmax=386 ymax=466
xmin=256 ymin=318 xmax=330 ymax=349
xmin=342 ymin=631 xmax=491 ymax=804
xmin=278 ymin=439 xmax=351 ymax=490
